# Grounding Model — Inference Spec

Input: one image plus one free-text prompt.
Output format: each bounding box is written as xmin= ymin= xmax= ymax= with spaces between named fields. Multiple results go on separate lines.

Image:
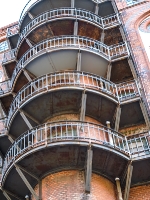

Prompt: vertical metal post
xmin=3 ymin=191 xmax=11 ymax=200
xmin=77 ymin=52 xmax=81 ymax=71
xmin=124 ymin=163 xmax=133 ymax=200
xmin=106 ymin=63 xmax=112 ymax=81
xmin=74 ymin=21 xmax=78 ymax=36
xmin=101 ymin=30 xmax=105 ymax=43
xmin=114 ymin=105 xmax=121 ymax=132
xmin=80 ymin=92 xmax=87 ymax=121
xmin=106 ymin=121 xmax=113 ymax=145
xmin=95 ymin=4 xmax=99 ymax=15
xmin=115 ymin=178 xmax=123 ymax=200
xmin=71 ymin=0 xmax=75 ymax=8
xmin=140 ymin=101 xmax=150 ymax=129
xmin=85 ymin=147 xmax=93 ymax=193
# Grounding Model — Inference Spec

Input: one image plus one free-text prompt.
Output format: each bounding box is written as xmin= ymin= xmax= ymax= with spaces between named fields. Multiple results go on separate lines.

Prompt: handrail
xmin=127 ymin=131 xmax=150 ymax=159
xmin=17 ymin=8 xmax=120 ymax=49
xmin=0 ymin=79 xmax=11 ymax=94
xmin=10 ymin=35 xmax=129 ymax=89
xmin=19 ymin=0 xmax=110 ymax=26
xmin=0 ymin=118 xmax=7 ymax=136
xmin=1 ymin=120 xmax=129 ymax=180
xmin=6 ymin=71 xmax=140 ymax=128
xmin=6 ymin=25 xmax=19 ymax=38
xmin=2 ymin=48 xmax=16 ymax=64
xmin=117 ymin=80 xmax=140 ymax=101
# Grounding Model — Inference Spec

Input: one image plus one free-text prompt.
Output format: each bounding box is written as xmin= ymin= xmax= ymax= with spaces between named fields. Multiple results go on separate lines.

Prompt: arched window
xmin=139 ymin=17 xmax=150 ymax=62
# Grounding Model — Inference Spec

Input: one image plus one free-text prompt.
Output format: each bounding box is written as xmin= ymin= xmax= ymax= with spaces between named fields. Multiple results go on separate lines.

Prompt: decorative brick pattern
xmin=33 ymin=170 xmax=117 ymax=200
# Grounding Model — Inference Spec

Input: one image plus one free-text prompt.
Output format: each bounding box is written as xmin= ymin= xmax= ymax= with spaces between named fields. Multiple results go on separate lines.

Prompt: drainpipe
xmin=115 ymin=178 xmax=123 ymax=200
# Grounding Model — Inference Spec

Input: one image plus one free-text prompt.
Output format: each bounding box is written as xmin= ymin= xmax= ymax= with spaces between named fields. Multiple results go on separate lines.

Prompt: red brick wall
xmin=129 ymin=185 xmax=150 ymax=200
xmin=33 ymin=170 xmax=117 ymax=200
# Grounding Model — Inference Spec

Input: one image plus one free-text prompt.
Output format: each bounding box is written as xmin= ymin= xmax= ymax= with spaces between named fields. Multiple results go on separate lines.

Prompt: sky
xmin=0 ymin=0 xmax=29 ymax=28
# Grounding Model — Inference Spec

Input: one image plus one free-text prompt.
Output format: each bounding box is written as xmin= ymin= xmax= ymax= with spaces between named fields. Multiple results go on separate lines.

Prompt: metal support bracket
xmin=20 ymin=109 xmax=40 ymax=125
xmin=16 ymin=164 xmax=39 ymax=181
xmin=15 ymin=165 xmax=39 ymax=200
xmin=85 ymin=147 xmax=93 ymax=193
xmin=28 ymin=12 xmax=34 ymax=20
xmin=25 ymin=38 xmax=33 ymax=48
xmin=19 ymin=110 xmax=33 ymax=129
xmin=80 ymin=92 xmax=87 ymax=121
xmin=124 ymin=163 xmax=133 ymax=200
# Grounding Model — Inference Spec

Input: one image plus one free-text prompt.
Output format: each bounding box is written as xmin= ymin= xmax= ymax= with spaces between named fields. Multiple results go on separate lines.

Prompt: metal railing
xmin=2 ymin=121 xmax=129 ymax=180
xmin=17 ymin=8 xmax=120 ymax=48
xmin=117 ymin=80 xmax=140 ymax=101
xmin=11 ymin=35 xmax=129 ymax=88
xmin=2 ymin=48 xmax=16 ymax=64
xmin=7 ymin=25 xmax=19 ymax=38
xmin=7 ymin=71 xmax=140 ymax=128
xmin=19 ymin=0 xmax=110 ymax=26
xmin=0 ymin=79 xmax=11 ymax=94
xmin=0 ymin=118 xmax=7 ymax=136
xmin=127 ymin=131 xmax=150 ymax=159
xmin=126 ymin=0 xmax=144 ymax=6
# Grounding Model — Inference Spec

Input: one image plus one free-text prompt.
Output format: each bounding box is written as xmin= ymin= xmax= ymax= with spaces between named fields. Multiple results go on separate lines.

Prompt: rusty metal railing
xmin=6 ymin=71 xmax=140 ymax=128
xmin=17 ymin=8 xmax=120 ymax=49
xmin=1 ymin=120 xmax=129 ymax=181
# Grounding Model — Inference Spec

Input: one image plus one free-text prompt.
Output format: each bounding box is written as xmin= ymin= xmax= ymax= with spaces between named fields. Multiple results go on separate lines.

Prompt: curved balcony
xmin=1 ymin=121 xmax=130 ymax=183
xmin=0 ymin=80 xmax=11 ymax=95
xmin=7 ymin=71 xmax=118 ymax=129
xmin=11 ymin=36 xmax=129 ymax=88
xmin=19 ymin=0 xmax=111 ymax=30
xmin=2 ymin=49 xmax=16 ymax=65
xmin=6 ymin=71 xmax=140 ymax=129
xmin=17 ymin=8 xmax=120 ymax=52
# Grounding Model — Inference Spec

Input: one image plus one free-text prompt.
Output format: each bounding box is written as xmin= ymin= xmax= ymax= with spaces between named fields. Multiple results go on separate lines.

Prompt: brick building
xmin=0 ymin=0 xmax=150 ymax=199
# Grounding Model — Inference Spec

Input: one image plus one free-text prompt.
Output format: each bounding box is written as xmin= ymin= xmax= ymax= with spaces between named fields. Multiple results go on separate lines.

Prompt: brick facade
xmin=33 ymin=170 xmax=117 ymax=200
xmin=129 ymin=184 xmax=150 ymax=200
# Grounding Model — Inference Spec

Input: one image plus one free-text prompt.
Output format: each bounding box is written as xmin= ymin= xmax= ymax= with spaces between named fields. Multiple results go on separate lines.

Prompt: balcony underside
xmin=20 ymin=0 xmax=114 ymax=31
xmin=0 ymin=136 xmax=11 ymax=156
xmin=2 ymin=144 xmax=129 ymax=198
xmin=120 ymin=101 xmax=145 ymax=128
xmin=13 ymin=49 xmax=109 ymax=92
xmin=132 ymin=158 xmax=150 ymax=186
xmin=12 ymin=44 xmax=129 ymax=94
xmin=7 ymin=34 xmax=19 ymax=50
xmin=8 ymin=88 xmax=117 ymax=138
xmin=17 ymin=19 xmax=122 ymax=59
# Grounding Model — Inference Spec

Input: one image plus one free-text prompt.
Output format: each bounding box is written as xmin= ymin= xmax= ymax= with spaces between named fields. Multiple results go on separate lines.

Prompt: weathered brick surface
xmin=117 ymin=1 xmax=150 ymax=115
xmin=33 ymin=170 xmax=117 ymax=200
xmin=129 ymin=184 xmax=150 ymax=200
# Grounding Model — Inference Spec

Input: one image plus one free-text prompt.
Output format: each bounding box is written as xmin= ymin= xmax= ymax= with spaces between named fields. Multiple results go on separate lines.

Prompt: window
xmin=0 ymin=40 xmax=8 ymax=52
